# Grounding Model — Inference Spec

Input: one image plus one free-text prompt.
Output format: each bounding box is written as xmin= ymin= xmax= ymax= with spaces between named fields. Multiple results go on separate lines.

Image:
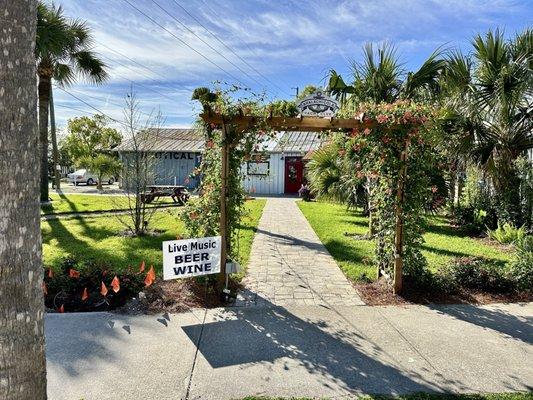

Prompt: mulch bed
xmin=117 ymin=279 xmax=243 ymax=314
xmin=355 ymin=279 xmax=533 ymax=306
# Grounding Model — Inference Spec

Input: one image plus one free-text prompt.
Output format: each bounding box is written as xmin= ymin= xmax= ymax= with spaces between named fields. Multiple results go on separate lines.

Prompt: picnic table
xmin=141 ymin=185 xmax=190 ymax=205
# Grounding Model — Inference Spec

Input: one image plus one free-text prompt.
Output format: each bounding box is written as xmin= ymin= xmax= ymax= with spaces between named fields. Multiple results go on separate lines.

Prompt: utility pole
xmin=292 ymin=86 xmax=299 ymax=99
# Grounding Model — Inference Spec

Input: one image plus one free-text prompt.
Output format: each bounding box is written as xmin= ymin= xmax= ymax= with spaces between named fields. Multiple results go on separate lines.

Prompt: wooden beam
xmin=200 ymin=113 xmax=377 ymax=132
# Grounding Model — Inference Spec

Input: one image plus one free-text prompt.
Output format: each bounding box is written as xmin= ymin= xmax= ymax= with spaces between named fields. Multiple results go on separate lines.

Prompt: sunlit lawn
xmin=42 ymin=199 xmax=266 ymax=276
xmin=298 ymin=201 xmax=512 ymax=282
xmin=41 ymin=193 xmax=177 ymax=215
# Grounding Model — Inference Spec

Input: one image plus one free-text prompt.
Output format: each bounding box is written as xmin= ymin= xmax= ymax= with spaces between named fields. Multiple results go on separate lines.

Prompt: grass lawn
xmin=42 ymin=199 xmax=266 ymax=276
xmin=41 ymin=193 xmax=177 ymax=215
xmin=298 ymin=201 xmax=512 ymax=282
xmin=241 ymin=393 xmax=533 ymax=400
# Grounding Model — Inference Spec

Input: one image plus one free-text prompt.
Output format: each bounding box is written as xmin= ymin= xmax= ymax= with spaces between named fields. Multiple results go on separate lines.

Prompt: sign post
xmin=162 ymin=236 xmax=221 ymax=280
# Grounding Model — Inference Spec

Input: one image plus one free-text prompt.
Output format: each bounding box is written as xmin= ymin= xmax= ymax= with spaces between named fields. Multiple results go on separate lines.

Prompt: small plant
xmin=509 ymin=235 xmax=533 ymax=292
xmin=442 ymin=257 xmax=514 ymax=293
xmin=487 ymin=222 xmax=526 ymax=244
xmin=298 ymin=184 xmax=312 ymax=201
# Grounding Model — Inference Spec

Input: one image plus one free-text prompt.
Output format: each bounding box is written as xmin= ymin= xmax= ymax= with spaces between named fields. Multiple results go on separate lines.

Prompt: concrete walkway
xmin=45 ymin=302 xmax=533 ymax=399
xmin=237 ymin=197 xmax=364 ymax=307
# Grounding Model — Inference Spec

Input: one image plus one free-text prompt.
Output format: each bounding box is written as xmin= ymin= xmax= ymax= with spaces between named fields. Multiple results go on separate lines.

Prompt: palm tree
xmin=327 ymin=42 xmax=445 ymax=106
xmin=442 ymin=29 xmax=533 ymax=224
xmin=1 ymin=1 xmax=47 ymax=398
xmin=36 ymin=2 xmax=107 ymax=201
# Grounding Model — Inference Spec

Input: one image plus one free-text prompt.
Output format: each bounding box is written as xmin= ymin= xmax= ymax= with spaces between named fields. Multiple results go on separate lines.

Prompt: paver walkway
xmin=236 ymin=197 xmax=364 ymax=307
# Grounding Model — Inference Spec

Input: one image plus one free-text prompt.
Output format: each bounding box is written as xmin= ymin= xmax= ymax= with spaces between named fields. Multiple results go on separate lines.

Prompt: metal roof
xmin=272 ymin=131 xmax=324 ymax=153
xmin=114 ymin=128 xmax=204 ymax=152
xmin=114 ymin=128 xmax=324 ymax=154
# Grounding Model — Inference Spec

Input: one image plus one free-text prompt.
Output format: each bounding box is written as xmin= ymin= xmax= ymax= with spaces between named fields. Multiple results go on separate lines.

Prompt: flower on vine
xmin=189 ymin=211 xmax=199 ymax=220
xmin=431 ymin=186 xmax=438 ymax=193
xmin=184 ymin=178 xmax=190 ymax=184
xmin=351 ymin=128 xmax=359 ymax=137
xmin=363 ymin=128 xmax=372 ymax=136
xmin=207 ymin=140 xmax=214 ymax=148
xmin=356 ymin=171 xmax=365 ymax=179
xmin=376 ymin=114 xmax=389 ymax=124
xmin=210 ymin=123 xmax=216 ymax=129
xmin=338 ymin=149 xmax=346 ymax=157
xmin=382 ymin=136 xmax=391 ymax=144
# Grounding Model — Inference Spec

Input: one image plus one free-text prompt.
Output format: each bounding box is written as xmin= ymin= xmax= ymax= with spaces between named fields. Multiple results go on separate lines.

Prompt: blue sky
xmin=53 ymin=0 xmax=532 ymax=130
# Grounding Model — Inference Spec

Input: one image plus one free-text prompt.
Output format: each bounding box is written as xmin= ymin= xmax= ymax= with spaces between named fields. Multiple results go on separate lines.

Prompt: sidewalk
xmin=45 ymin=302 xmax=533 ymax=400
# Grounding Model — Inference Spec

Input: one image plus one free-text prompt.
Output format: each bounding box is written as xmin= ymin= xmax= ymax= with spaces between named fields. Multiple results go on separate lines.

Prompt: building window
xmin=247 ymin=157 xmax=270 ymax=176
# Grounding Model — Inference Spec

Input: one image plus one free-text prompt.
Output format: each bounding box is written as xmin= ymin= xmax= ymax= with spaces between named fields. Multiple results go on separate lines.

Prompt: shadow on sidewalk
xmin=182 ymin=296 xmax=466 ymax=394
xmin=428 ymin=303 xmax=533 ymax=344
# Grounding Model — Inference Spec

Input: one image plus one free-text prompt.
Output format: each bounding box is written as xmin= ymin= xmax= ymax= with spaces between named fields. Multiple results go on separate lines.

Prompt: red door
xmin=284 ymin=157 xmax=304 ymax=194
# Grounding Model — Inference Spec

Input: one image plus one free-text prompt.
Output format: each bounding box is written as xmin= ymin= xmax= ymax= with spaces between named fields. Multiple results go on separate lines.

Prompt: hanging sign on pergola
xmin=296 ymin=91 xmax=340 ymax=117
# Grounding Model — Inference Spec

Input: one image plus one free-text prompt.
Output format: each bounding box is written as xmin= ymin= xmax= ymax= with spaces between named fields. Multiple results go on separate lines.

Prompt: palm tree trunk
xmin=493 ymin=150 xmax=522 ymax=224
xmin=50 ymin=86 xmax=61 ymax=190
xmin=0 ymin=1 xmax=48 ymax=398
xmin=38 ymin=74 xmax=51 ymax=202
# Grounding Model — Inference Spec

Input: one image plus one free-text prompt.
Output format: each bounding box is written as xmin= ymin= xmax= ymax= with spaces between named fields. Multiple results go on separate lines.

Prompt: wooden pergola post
xmin=393 ymin=140 xmax=409 ymax=294
xmin=219 ymin=121 xmax=229 ymax=286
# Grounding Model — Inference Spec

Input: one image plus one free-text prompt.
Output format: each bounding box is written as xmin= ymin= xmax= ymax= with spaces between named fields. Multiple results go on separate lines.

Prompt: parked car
xmin=67 ymin=169 xmax=115 ymax=186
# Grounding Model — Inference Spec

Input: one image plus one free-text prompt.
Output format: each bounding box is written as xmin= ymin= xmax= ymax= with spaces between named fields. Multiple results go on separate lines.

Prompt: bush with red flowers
xmin=43 ymin=258 xmax=155 ymax=312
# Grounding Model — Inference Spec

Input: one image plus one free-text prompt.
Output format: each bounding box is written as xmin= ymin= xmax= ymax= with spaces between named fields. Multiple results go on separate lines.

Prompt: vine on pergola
xmin=339 ymin=101 xmax=440 ymax=289
xmin=181 ymin=86 xmax=273 ymax=279
xmin=188 ymin=85 xmax=439 ymax=293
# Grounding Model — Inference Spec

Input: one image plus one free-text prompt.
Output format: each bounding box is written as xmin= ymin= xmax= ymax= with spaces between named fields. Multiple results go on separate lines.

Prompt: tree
xmin=116 ymin=93 xmax=163 ymax=236
xmin=81 ymin=154 xmax=121 ymax=190
xmin=327 ymin=43 xmax=445 ymax=105
xmin=0 ymin=0 xmax=47 ymax=398
xmin=442 ymin=29 xmax=533 ymax=224
xmin=61 ymin=114 xmax=122 ymax=166
xmin=36 ymin=1 xmax=107 ymax=201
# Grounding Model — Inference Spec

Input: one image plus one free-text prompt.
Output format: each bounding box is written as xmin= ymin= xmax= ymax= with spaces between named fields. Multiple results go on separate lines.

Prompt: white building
xmin=115 ymin=128 xmax=324 ymax=195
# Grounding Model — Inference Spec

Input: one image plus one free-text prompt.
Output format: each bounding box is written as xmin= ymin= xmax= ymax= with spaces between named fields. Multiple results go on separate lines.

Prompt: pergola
xmin=200 ymin=112 xmax=410 ymax=294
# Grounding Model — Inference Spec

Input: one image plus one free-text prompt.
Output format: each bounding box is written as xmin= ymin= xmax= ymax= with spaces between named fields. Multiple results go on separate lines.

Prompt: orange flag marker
xmin=69 ymin=269 xmax=80 ymax=278
xmin=111 ymin=276 xmax=120 ymax=293
xmin=59 ymin=304 xmax=64 ymax=313
xmin=139 ymin=260 xmax=145 ymax=273
xmin=100 ymin=281 xmax=108 ymax=297
xmin=42 ymin=282 xmax=48 ymax=295
xmin=48 ymin=268 xmax=54 ymax=278
xmin=144 ymin=266 xmax=156 ymax=287
xmin=81 ymin=288 xmax=89 ymax=301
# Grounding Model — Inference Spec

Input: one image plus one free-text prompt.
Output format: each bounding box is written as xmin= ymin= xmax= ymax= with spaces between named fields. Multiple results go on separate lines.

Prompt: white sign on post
xmin=162 ymin=236 xmax=221 ymax=280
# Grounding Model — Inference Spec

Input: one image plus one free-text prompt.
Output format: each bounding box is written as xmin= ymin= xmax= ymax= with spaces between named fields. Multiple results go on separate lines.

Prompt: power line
xmin=198 ymin=0 xmax=294 ymax=95
xmin=55 ymin=85 xmax=154 ymax=118
xmin=94 ymin=39 xmax=173 ymax=83
xmin=150 ymin=0 xmax=269 ymax=92
xmin=171 ymin=0 xmax=291 ymax=97
xmin=122 ymin=0 xmax=250 ymax=89
xmin=99 ymin=54 xmax=183 ymax=103
xmin=55 ymin=86 xmax=129 ymax=127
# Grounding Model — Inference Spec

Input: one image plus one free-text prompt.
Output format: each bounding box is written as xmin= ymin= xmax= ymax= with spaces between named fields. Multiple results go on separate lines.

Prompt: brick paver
xmin=236 ymin=197 xmax=364 ymax=307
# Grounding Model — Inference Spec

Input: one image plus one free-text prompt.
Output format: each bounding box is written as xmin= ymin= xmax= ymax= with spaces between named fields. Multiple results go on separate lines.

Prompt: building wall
xmin=153 ymin=151 xmax=201 ymax=188
xmin=119 ymin=151 xmax=201 ymax=190
xmin=241 ymin=152 xmax=302 ymax=195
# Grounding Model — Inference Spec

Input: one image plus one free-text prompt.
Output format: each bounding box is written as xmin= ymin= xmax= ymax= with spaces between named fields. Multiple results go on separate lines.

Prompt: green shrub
xmin=487 ymin=222 xmax=526 ymax=244
xmin=509 ymin=236 xmax=533 ymax=292
xmin=452 ymin=205 xmax=497 ymax=234
xmin=442 ymin=257 xmax=514 ymax=293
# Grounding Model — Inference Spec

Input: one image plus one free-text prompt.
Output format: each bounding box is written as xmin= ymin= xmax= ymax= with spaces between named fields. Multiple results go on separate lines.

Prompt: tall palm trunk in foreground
xmin=0 ymin=0 xmax=48 ymax=398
